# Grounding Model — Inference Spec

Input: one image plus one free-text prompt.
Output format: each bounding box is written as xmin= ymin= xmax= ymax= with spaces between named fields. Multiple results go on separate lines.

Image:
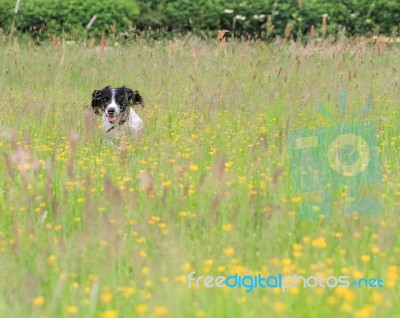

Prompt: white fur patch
xmin=102 ymin=108 xmax=144 ymax=141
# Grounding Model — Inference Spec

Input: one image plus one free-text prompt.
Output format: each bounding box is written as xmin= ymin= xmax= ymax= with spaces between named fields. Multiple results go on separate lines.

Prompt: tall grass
xmin=0 ymin=37 xmax=399 ymax=318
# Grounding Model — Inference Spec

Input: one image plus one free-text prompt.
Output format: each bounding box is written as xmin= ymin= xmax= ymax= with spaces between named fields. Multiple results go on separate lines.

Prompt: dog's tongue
xmin=108 ymin=116 xmax=116 ymax=123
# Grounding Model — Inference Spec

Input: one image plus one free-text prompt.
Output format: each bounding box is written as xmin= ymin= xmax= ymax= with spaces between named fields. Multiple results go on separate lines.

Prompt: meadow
xmin=0 ymin=36 xmax=399 ymax=318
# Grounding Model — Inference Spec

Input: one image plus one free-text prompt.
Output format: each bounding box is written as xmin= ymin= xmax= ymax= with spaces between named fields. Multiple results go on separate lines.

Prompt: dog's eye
xmin=102 ymin=97 xmax=110 ymax=103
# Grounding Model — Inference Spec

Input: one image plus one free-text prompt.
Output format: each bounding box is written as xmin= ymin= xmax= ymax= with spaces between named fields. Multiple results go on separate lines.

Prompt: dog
xmin=91 ymin=86 xmax=145 ymax=142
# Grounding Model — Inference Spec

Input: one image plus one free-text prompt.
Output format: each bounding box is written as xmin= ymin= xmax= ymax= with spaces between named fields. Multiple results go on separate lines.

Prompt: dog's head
xmin=91 ymin=86 xmax=144 ymax=124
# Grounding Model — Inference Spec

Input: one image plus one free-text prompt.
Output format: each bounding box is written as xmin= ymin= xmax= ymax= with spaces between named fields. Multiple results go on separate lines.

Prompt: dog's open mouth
xmin=107 ymin=115 xmax=117 ymax=124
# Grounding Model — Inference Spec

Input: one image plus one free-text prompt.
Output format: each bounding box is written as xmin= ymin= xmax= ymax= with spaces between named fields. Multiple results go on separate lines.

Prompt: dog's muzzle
xmin=106 ymin=108 xmax=117 ymax=123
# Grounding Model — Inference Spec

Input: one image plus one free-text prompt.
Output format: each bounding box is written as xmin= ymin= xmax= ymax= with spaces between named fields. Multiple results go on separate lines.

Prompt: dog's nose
xmin=107 ymin=108 xmax=116 ymax=115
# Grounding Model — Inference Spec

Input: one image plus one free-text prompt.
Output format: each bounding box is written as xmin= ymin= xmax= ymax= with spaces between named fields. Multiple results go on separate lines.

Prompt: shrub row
xmin=0 ymin=0 xmax=139 ymax=38
xmin=0 ymin=0 xmax=399 ymax=39
xmin=135 ymin=0 xmax=400 ymax=38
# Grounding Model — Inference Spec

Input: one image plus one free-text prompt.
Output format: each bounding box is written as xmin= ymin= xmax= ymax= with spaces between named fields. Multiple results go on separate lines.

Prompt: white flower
xmin=223 ymin=9 xmax=234 ymax=14
xmin=235 ymin=15 xmax=246 ymax=21
xmin=253 ymin=14 xmax=266 ymax=21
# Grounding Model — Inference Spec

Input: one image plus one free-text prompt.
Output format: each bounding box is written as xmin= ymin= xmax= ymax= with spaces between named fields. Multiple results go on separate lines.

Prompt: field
xmin=0 ymin=37 xmax=399 ymax=318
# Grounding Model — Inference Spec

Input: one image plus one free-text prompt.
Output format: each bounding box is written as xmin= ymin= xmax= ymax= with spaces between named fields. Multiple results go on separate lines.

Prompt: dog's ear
xmin=126 ymin=87 xmax=145 ymax=107
xmin=91 ymin=89 xmax=102 ymax=115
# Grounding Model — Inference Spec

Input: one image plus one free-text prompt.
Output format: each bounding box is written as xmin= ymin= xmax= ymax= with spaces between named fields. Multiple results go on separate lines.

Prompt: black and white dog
xmin=91 ymin=86 xmax=144 ymax=141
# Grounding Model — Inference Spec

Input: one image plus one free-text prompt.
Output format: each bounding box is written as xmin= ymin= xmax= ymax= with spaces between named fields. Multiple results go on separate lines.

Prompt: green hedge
xmin=135 ymin=0 xmax=400 ymax=38
xmin=0 ymin=0 xmax=139 ymax=38
xmin=0 ymin=0 xmax=399 ymax=39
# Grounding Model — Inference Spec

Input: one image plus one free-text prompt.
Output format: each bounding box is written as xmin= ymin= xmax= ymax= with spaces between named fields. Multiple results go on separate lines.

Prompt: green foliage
xmin=0 ymin=0 xmax=139 ymax=38
xmin=135 ymin=0 xmax=400 ymax=38
xmin=0 ymin=0 xmax=399 ymax=39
